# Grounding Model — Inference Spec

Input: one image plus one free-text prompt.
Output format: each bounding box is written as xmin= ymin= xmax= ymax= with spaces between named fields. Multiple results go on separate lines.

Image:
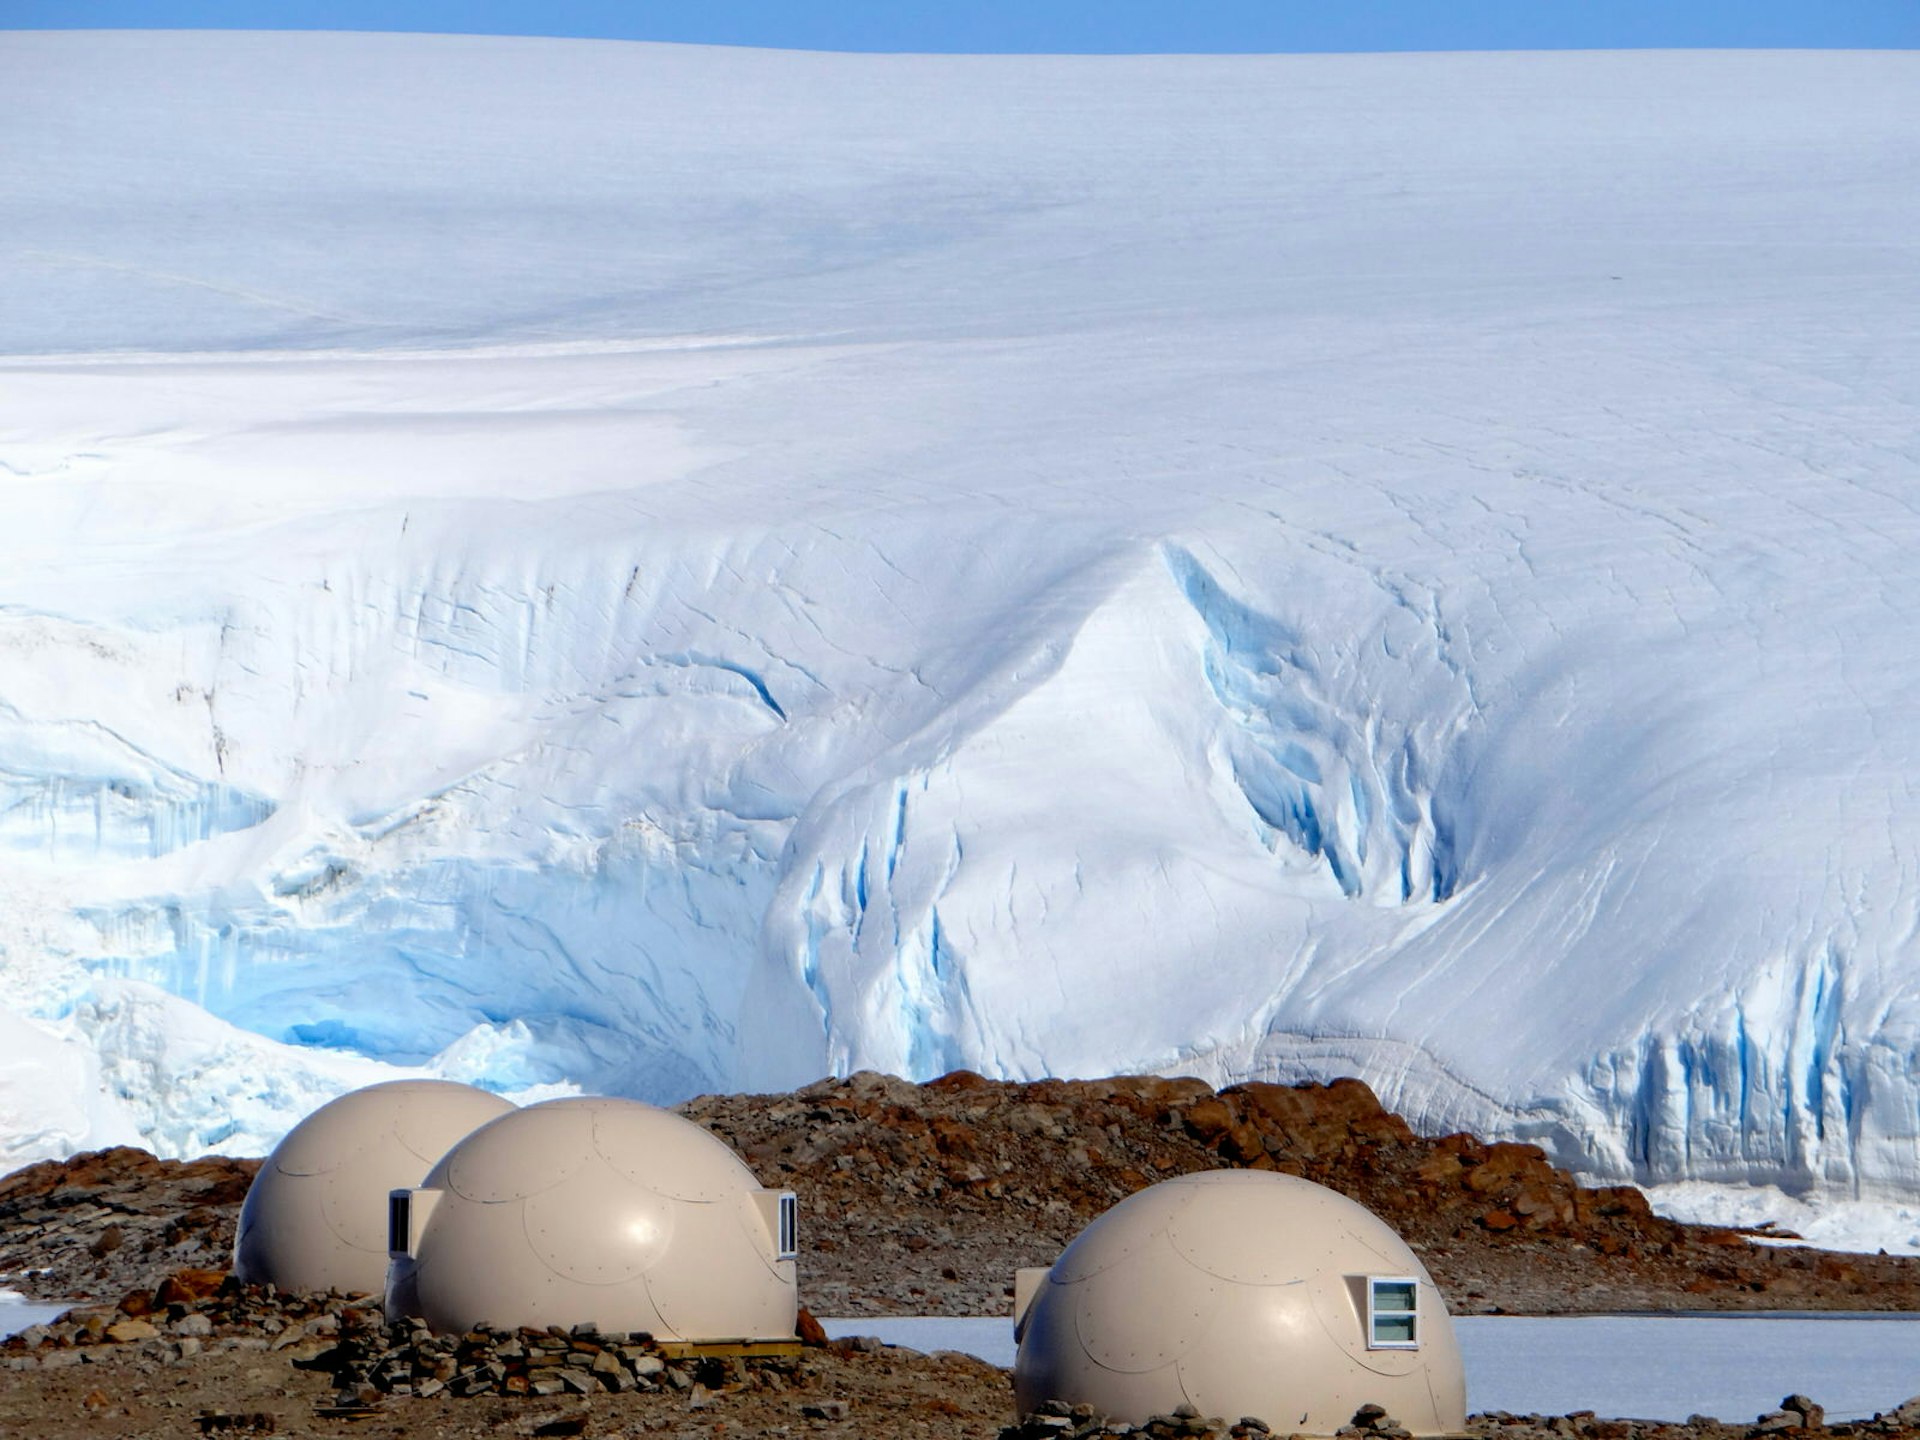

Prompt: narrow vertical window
xmin=1367 ymin=1277 xmax=1419 ymax=1349
xmin=388 ymin=1190 xmax=412 ymax=1257
xmin=777 ymin=1192 xmax=798 ymax=1260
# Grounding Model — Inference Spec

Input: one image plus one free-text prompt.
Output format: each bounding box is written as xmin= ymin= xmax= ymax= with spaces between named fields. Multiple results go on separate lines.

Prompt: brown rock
xmin=1512 ymin=1186 xmax=1575 ymax=1230
xmin=1576 ymin=1185 xmax=1655 ymax=1223
xmin=928 ymin=1117 xmax=979 ymax=1157
xmin=156 ymin=1269 xmax=230 ymax=1306
xmin=1781 ymin=1395 xmax=1824 ymax=1427
xmin=1464 ymin=1142 xmax=1552 ymax=1196
xmin=1816 ymin=1257 xmax=1863 ymax=1285
xmin=116 ymin=1287 xmax=156 ymax=1318
xmin=1218 ymin=1120 xmax=1270 ymax=1165
xmin=1181 ymin=1097 xmax=1235 ymax=1143
xmin=0 ymin=1146 xmax=160 ymax=1203
xmin=1106 ymin=1074 xmax=1214 ymax=1117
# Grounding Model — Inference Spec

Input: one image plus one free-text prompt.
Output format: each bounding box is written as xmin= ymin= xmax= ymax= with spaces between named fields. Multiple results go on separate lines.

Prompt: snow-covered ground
xmin=1644 ymin=1184 xmax=1920 ymax=1258
xmin=820 ymin=1315 xmax=1920 ymax=1422
xmin=3 ymin=35 xmax=1919 ymax=1233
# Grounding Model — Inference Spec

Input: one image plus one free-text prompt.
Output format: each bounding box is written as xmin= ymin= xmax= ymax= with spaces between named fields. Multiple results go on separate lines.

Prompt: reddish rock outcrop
xmin=683 ymin=1070 xmax=1920 ymax=1316
xmin=5 ymin=1073 xmax=1917 ymax=1317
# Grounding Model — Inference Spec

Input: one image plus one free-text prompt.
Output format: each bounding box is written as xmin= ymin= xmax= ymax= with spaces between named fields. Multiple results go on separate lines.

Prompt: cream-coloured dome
xmin=1013 ymin=1171 xmax=1466 ymax=1433
xmin=385 ymin=1096 xmax=797 ymax=1340
xmin=233 ymin=1080 xmax=516 ymax=1296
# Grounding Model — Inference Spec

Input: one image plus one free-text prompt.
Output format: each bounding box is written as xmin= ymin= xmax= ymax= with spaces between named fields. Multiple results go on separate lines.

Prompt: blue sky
xmin=5 ymin=1 xmax=1917 ymax=52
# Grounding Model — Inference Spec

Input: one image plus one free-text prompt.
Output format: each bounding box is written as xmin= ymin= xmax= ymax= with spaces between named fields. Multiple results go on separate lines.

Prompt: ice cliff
xmin=2 ymin=35 xmax=1918 ymax=1218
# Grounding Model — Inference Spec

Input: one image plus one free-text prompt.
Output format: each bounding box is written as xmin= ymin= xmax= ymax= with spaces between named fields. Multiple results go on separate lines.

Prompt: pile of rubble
xmin=1000 ymin=1402 xmax=1419 ymax=1440
xmin=1001 ymin=1399 xmax=1284 ymax=1440
xmin=0 ymin=1266 xmax=818 ymax=1407
xmin=0 ymin=1268 xmax=346 ymax=1371
xmin=314 ymin=1310 xmax=799 ymax=1406
xmin=1001 ymin=1400 xmax=1920 ymax=1440
xmin=1473 ymin=1394 xmax=1920 ymax=1440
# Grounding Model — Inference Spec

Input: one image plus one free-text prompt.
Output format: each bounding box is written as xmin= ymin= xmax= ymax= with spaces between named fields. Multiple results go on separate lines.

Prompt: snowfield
xmin=3 ymin=34 xmax=1919 ymax=1233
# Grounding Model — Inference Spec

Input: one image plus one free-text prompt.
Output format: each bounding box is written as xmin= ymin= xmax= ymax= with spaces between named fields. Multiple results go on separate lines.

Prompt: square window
xmin=1367 ymin=1277 xmax=1420 ymax=1350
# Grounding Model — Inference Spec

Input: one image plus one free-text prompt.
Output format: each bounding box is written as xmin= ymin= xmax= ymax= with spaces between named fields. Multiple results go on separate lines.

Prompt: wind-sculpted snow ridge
xmin=2 ymin=36 xmax=1919 ymax=1241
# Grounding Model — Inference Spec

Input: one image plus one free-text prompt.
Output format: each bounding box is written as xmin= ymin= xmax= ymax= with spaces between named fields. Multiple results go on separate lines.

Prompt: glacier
xmin=2 ymin=33 xmax=1919 ymax=1231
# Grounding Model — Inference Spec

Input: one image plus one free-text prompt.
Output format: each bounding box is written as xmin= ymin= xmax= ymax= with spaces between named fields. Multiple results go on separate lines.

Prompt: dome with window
xmin=1012 ymin=1170 xmax=1465 ymax=1432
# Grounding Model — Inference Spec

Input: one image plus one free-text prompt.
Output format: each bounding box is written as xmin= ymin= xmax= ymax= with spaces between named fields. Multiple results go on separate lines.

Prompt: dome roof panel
xmin=317 ymin=1136 xmax=419 ymax=1255
xmin=393 ymin=1085 xmax=514 ymax=1162
xmin=234 ymin=1165 xmax=329 ymax=1280
xmin=446 ymin=1100 xmax=594 ymax=1202
xmin=1072 ymin=1234 xmax=1218 ymax=1373
xmin=645 ymin=1198 xmax=797 ymax=1339
xmin=410 ymin=1195 xmax=604 ymax=1335
xmin=1166 ymin=1171 xmax=1352 ymax=1283
xmin=1176 ymin=1275 xmax=1428 ymax=1431
xmin=270 ymin=1109 xmax=379 ymax=1178
xmin=591 ymin=1102 xmax=760 ymax=1201
xmin=1050 ymin=1178 xmax=1197 ymax=1284
xmin=523 ymin=1167 xmax=674 ymax=1284
xmin=273 ymin=1080 xmax=506 ymax=1176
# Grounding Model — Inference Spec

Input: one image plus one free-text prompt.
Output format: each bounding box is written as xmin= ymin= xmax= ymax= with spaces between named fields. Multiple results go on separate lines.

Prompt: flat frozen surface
xmin=820 ymin=1316 xmax=1018 ymax=1369
xmin=0 ymin=1293 xmax=71 ymax=1336
xmin=822 ymin=1315 xmax=1920 ymax=1422
xmin=3 ymin=35 xmax=1919 ymax=1231
xmin=1453 ymin=1316 xmax=1920 ymax=1424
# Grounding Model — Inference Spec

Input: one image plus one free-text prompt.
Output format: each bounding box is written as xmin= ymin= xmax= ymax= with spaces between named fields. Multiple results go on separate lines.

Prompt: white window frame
xmin=776 ymin=1192 xmax=798 ymax=1261
xmin=1366 ymin=1276 xmax=1420 ymax=1350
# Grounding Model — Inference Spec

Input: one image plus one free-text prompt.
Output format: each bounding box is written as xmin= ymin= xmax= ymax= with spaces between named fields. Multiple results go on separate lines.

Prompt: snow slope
xmin=3 ymin=35 xmax=1919 ymax=1219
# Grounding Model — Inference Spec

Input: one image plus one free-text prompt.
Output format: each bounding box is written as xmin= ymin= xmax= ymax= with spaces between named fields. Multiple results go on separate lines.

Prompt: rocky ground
xmin=3 ymin=1071 xmax=1919 ymax=1440
xmin=5 ymin=1072 xmax=1918 ymax=1315
xmin=0 ymin=1144 xmax=256 ymax=1305
xmin=2 ymin=1280 xmax=1919 ymax=1440
xmin=0 ymin=1290 xmax=1012 ymax=1440
xmin=682 ymin=1071 xmax=1920 ymax=1316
